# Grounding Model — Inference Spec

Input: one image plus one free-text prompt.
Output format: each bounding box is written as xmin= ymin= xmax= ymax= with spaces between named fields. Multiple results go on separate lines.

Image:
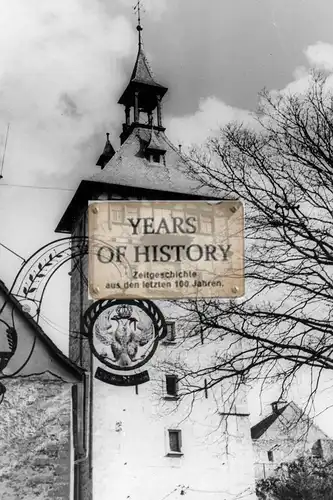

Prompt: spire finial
xmin=133 ymin=0 xmax=144 ymax=47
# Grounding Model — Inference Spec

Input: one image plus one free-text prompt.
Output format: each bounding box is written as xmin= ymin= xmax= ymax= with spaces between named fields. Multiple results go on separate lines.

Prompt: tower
xmin=118 ymin=12 xmax=168 ymax=145
xmin=56 ymin=12 xmax=256 ymax=500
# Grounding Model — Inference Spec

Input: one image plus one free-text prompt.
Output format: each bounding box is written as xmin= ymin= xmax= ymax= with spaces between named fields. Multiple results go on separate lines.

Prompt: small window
xmin=112 ymin=208 xmax=124 ymax=223
xmin=168 ymin=429 xmax=182 ymax=454
xmin=200 ymin=215 xmax=213 ymax=234
xmin=165 ymin=375 xmax=178 ymax=397
xmin=165 ymin=322 xmax=176 ymax=342
xmin=147 ymin=152 xmax=164 ymax=164
xmin=267 ymin=450 xmax=274 ymax=462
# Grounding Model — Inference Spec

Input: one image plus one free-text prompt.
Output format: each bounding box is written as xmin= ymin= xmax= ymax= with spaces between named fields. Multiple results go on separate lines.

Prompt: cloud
xmin=0 ymin=0 xmax=136 ymax=186
xmin=271 ymin=41 xmax=333 ymax=96
xmin=305 ymin=41 xmax=333 ymax=72
xmin=166 ymin=97 xmax=253 ymax=149
xmin=166 ymin=41 xmax=333 ymax=148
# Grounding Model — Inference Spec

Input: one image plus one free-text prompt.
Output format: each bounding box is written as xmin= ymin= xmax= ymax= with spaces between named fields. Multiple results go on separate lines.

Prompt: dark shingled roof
xmin=251 ymin=404 xmax=289 ymax=440
xmin=130 ymin=45 xmax=163 ymax=88
xmin=55 ymin=124 xmax=221 ymax=233
xmin=118 ymin=44 xmax=168 ymax=106
xmin=89 ymin=125 xmax=203 ymax=194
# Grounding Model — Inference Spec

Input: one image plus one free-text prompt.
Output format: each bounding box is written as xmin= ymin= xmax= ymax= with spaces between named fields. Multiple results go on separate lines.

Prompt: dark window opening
xmin=268 ymin=450 xmax=274 ymax=462
xmin=152 ymin=153 xmax=161 ymax=163
xmin=146 ymin=152 xmax=164 ymax=164
xmin=169 ymin=430 xmax=182 ymax=453
xmin=165 ymin=322 xmax=176 ymax=341
xmin=166 ymin=375 xmax=178 ymax=396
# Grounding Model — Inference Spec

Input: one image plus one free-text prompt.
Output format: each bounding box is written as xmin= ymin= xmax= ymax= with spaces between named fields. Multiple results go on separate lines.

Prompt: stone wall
xmin=0 ymin=375 xmax=71 ymax=500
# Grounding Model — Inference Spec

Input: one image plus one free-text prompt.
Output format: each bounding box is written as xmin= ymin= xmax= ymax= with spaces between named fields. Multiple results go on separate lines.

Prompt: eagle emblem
xmin=94 ymin=304 xmax=154 ymax=368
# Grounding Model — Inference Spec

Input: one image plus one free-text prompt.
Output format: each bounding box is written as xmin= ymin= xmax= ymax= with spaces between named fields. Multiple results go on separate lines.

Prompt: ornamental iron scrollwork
xmin=0 ymin=235 xmax=167 ymax=397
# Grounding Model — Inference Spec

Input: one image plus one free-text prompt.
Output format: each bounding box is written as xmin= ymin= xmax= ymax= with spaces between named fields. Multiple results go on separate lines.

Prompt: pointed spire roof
xmin=118 ymin=19 xmax=167 ymax=105
xmin=130 ymin=44 xmax=163 ymax=88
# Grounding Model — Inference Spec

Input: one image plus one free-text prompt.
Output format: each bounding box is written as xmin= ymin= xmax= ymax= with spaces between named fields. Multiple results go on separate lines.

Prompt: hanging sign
xmin=88 ymin=200 xmax=244 ymax=300
xmin=82 ymin=299 xmax=167 ymax=386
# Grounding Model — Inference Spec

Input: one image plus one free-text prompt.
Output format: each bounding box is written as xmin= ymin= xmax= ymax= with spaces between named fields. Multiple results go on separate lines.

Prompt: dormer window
xmin=145 ymin=127 xmax=166 ymax=164
xmin=147 ymin=152 xmax=163 ymax=164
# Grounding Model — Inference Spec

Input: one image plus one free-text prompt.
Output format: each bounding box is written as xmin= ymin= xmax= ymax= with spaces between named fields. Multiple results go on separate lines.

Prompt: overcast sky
xmin=1 ymin=0 xmax=333 ymax=430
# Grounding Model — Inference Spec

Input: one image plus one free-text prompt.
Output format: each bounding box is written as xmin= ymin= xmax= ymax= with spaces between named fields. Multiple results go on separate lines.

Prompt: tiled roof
xmin=130 ymin=45 xmax=164 ymax=88
xmin=89 ymin=126 xmax=209 ymax=196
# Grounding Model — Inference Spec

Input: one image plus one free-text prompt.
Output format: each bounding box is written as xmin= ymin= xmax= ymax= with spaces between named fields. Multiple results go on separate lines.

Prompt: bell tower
xmin=118 ymin=3 xmax=168 ymax=144
xmin=55 ymin=7 xmax=256 ymax=500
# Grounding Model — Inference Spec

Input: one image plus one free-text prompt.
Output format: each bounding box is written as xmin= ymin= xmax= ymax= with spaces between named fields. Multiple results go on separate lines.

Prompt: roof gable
xmin=251 ymin=402 xmax=330 ymax=441
xmin=251 ymin=404 xmax=289 ymax=439
xmin=0 ymin=280 xmax=84 ymax=382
